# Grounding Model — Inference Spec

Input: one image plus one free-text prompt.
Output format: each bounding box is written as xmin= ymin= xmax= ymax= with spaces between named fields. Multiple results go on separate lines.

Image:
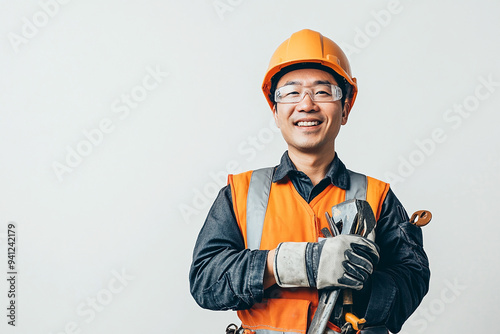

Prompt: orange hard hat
xmin=262 ymin=29 xmax=357 ymax=111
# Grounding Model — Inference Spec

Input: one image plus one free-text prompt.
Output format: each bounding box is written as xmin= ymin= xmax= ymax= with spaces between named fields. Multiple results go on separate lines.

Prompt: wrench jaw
xmin=355 ymin=200 xmax=377 ymax=241
xmin=329 ymin=199 xmax=376 ymax=238
xmin=331 ymin=199 xmax=359 ymax=237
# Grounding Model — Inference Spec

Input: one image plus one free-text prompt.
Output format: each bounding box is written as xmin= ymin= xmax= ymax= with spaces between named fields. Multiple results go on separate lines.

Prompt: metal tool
xmin=321 ymin=227 xmax=333 ymax=238
xmin=340 ymin=200 xmax=376 ymax=332
xmin=325 ymin=212 xmax=340 ymax=236
xmin=307 ymin=199 xmax=377 ymax=334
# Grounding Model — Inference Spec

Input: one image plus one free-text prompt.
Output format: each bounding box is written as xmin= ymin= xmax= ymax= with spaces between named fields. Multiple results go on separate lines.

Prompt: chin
xmin=294 ymin=144 xmax=323 ymax=153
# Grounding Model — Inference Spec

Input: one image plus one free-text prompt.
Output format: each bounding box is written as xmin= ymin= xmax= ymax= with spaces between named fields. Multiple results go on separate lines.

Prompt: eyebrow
xmin=281 ymin=80 xmax=333 ymax=86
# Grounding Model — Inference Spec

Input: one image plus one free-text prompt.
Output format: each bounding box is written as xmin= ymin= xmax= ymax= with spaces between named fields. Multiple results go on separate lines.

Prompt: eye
xmin=276 ymin=86 xmax=300 ymax=98
xmin=313 ymin=85 xmax=333 ymax=97
xmin=315 ymin=90 xmax=332 ymax=96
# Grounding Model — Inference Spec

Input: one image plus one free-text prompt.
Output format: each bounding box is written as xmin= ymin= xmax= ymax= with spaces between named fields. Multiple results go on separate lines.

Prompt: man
xmin=189 ymin=29 xmax=430 ymax=334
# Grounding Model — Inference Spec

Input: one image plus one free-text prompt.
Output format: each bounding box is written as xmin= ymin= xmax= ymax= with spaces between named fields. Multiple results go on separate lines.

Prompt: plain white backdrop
xmin=1 ymin=0 xmax=499 ymax=333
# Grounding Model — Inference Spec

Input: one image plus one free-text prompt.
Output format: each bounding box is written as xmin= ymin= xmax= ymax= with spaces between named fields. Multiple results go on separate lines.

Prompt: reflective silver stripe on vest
xmin=246 ymin=167 xmax=275 ymax=250
xmin=246 ymin=168 xmax=367 ymax=250
xmin=345 ymin=170 xmax=367 ymax=201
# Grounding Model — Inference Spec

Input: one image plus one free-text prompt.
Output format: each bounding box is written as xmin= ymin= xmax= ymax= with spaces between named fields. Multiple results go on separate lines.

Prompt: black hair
xmin=269 ymin=62 xmax=351 ymax=108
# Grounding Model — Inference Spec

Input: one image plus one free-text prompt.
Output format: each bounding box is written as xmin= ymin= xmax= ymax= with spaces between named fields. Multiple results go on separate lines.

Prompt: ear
xmin=341 ymin=102 xmax=351 ymax=125
xmin=273 ymin=104 xmax=281 ymax=128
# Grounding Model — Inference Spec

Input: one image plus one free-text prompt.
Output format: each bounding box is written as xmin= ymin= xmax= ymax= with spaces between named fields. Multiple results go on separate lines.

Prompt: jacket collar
xmin=272 ymin=151 xmax=349 ymax=190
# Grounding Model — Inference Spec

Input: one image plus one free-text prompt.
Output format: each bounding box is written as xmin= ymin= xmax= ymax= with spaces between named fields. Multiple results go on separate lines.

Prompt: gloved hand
xmin=273 ymin=235 xmax=379 ymax=290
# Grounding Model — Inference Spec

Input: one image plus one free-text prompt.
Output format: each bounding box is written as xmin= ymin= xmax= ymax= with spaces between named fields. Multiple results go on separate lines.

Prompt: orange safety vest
xmin=228 ymin=168 xmax=390 ymax=334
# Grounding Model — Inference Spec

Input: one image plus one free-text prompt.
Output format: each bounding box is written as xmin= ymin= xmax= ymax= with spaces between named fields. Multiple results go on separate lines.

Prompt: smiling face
xmin=273 ymin=68 xmax=350 ymax=156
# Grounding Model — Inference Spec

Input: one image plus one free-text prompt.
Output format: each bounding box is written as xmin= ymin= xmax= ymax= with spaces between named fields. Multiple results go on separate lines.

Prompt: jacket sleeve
xmin=189 ymin=185 xmax=269 ymax=311
xmin=353 ymin=188 xmax=431 ymax=333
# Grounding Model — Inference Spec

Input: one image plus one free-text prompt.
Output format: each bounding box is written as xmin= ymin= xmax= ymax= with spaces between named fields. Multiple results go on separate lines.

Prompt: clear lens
xmin=275 ymin=84 xmax=342 ymax=103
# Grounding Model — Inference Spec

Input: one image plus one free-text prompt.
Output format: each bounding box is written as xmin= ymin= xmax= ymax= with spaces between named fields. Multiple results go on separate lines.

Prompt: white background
xmin=1 ymin=0 xmax=499 ymax=333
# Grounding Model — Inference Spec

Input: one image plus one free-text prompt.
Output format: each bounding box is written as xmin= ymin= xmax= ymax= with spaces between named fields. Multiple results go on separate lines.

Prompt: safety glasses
xmin=275 ymin=84 xmax=342 ymax=104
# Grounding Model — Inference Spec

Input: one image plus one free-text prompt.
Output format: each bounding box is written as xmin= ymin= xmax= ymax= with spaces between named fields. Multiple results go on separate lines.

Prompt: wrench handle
xmin=410 ymin=210 xmax=432 ymax=227
xmin=306 ymin=289 xmax=340 ymax=334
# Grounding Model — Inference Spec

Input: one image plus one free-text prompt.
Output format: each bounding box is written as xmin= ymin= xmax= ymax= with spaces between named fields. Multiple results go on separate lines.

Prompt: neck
xmin=288 ymin=148 xmax=335 ymax=186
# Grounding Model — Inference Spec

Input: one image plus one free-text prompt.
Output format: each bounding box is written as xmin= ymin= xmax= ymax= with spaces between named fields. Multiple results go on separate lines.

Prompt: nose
xmin=296 ymin=91 xmax=319 ymax=112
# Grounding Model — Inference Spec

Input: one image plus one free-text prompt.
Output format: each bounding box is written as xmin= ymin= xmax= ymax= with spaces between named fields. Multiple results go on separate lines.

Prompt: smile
xmin=296 ymin=121 xmax=321 ymax=127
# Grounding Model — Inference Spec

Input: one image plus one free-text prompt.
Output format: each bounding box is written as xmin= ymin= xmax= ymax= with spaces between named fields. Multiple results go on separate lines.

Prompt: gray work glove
xmin=273 ymin=235 xmax=379 ymax=290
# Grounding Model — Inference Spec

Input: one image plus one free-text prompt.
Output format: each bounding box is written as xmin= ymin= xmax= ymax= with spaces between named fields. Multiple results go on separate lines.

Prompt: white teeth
xmin=297 ymin=121 xmax=320 ymax=127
